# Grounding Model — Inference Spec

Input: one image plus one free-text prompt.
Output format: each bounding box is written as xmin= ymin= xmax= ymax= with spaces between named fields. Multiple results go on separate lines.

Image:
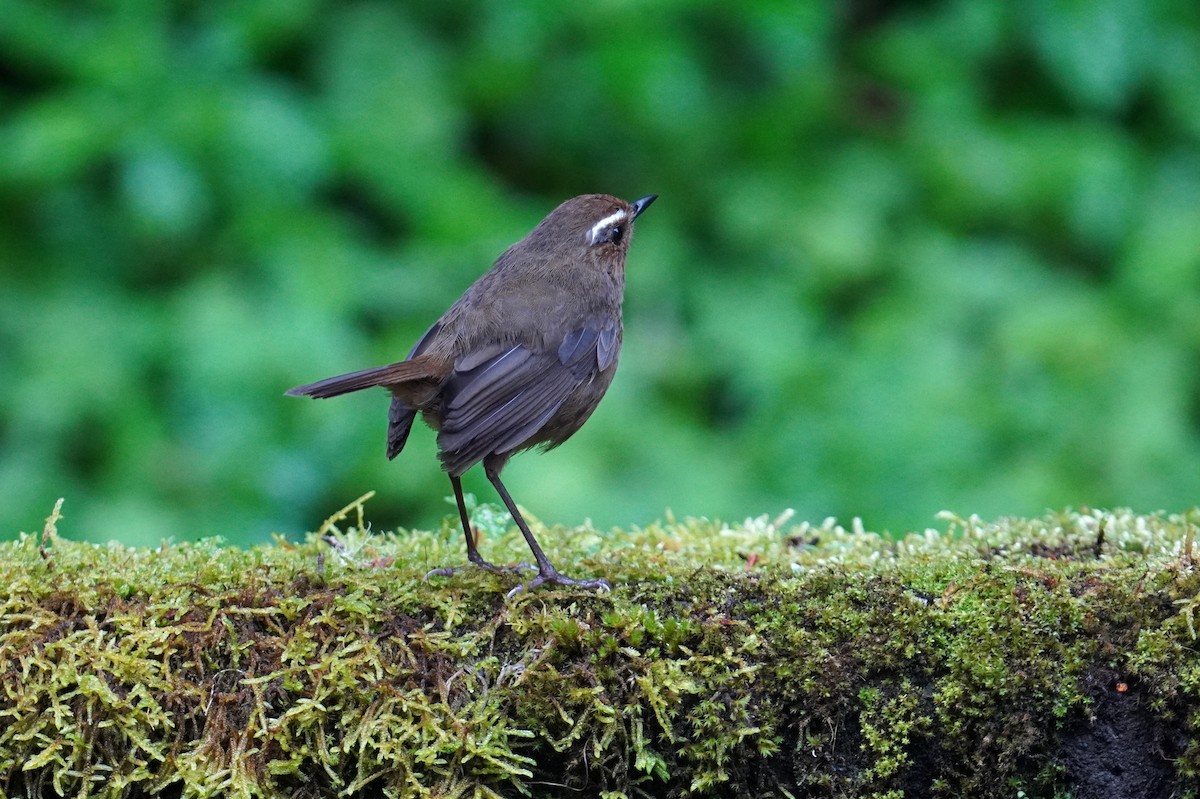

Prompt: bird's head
xmin=526 ymin=193 xmax=657 ymax=262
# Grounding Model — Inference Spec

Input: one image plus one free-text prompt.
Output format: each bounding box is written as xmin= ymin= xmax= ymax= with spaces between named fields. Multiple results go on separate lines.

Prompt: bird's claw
xmin=506 ymin=571 xmax=612 ymax=599
xmin=423 ymin=560 xmax=535 ymax=582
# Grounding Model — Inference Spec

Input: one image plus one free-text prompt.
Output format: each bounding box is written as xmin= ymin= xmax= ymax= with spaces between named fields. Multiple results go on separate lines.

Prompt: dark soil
xmin=1061 ymin=681 xmax=1186 ymax=799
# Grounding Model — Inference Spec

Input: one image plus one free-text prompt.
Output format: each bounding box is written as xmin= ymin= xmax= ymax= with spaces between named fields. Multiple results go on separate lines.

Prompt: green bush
xmin=2 ymin=0 xmax=1199 ymax=545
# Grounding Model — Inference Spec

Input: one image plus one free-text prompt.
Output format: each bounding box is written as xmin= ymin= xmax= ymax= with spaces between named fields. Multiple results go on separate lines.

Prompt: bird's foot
xmin=506 ymin=567 xmax=611 ymax=599
xmin=423 ymin=558 xmax=534 ymax=582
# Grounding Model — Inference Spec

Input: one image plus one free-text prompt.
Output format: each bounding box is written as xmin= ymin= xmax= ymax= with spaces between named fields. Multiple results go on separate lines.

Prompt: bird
xmin=288 ymin=193 xmax=657 ymax=594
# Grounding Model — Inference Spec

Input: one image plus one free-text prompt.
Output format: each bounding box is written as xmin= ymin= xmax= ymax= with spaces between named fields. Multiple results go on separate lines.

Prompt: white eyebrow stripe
xmin=586 ymin=209 xmax=628 ymax=244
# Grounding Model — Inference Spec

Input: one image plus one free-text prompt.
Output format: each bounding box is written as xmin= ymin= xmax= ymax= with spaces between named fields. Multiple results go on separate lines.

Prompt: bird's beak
xmin=631 ymin=195 xmax=657 ymax=219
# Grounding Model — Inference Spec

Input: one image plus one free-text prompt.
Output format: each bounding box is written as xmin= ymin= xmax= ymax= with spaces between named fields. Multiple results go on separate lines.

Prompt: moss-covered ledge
xmin=2 ymin=502 xmax=1199 ymax=799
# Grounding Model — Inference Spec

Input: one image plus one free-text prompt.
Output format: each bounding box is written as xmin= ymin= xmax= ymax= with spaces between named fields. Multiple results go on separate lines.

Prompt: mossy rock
xmin=2 ymin=501 xmax=1199 ymax=798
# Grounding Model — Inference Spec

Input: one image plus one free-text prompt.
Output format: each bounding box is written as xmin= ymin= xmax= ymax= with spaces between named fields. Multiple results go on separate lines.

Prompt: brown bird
xmin=288 ymin=193 xmax=656 ymax=593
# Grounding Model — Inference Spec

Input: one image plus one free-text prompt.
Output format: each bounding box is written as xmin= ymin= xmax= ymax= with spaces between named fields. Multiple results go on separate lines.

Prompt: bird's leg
xmin=451 ymin=474 xmax=492 ymax=568
xmin=483 ymin=461 xmax=611 ymax=597
xmin=425 ymin=475 xmax=533 ymax=580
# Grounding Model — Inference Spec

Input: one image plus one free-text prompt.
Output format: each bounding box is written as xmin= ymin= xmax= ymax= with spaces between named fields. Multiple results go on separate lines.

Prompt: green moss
xmin=1 ymin=502 xmax=1199 ymax=797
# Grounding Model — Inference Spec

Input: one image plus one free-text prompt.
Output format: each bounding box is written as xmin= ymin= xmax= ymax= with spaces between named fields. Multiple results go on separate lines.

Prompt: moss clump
xmin=1 ymin=502 xmax=1199 ymax=798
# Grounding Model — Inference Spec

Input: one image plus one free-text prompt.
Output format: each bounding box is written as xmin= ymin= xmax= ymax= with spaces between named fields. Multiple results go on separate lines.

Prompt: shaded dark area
xmin=1062 ymin=677 xmax=1186 ymax=799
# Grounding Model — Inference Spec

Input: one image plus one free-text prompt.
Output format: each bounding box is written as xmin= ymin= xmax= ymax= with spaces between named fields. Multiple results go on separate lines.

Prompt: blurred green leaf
xmin=2 ymin=0 xmax=1199 ymax=545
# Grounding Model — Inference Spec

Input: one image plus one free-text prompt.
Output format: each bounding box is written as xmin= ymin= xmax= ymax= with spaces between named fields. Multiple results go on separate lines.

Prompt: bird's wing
xmin=437 ymin=317 xmax=616 ymax=474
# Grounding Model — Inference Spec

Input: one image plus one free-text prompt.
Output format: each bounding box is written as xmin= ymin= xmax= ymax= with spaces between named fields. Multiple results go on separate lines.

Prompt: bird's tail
xmin=286 ymin=354 xmax=447 ymax=399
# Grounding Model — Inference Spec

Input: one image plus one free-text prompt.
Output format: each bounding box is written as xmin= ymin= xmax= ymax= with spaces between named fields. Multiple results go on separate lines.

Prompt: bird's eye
xmin=587 ymin=209 xmax=630 ymax=245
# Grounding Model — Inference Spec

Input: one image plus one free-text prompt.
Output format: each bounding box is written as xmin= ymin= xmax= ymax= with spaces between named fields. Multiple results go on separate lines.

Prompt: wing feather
xmin=436 ymin=318 xmax=614 ymax=474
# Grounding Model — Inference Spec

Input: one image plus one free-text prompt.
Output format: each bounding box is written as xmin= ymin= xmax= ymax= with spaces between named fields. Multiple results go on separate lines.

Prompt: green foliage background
xmin=2 ymin=0 xmax=1199 ymax=547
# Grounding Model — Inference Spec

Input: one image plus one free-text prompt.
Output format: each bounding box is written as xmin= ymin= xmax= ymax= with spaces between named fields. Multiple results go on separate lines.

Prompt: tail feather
xmin=287 ymin=354 xmax=447 ymax=399
xmin=387 ymin=397 xmax=418 ymax=459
